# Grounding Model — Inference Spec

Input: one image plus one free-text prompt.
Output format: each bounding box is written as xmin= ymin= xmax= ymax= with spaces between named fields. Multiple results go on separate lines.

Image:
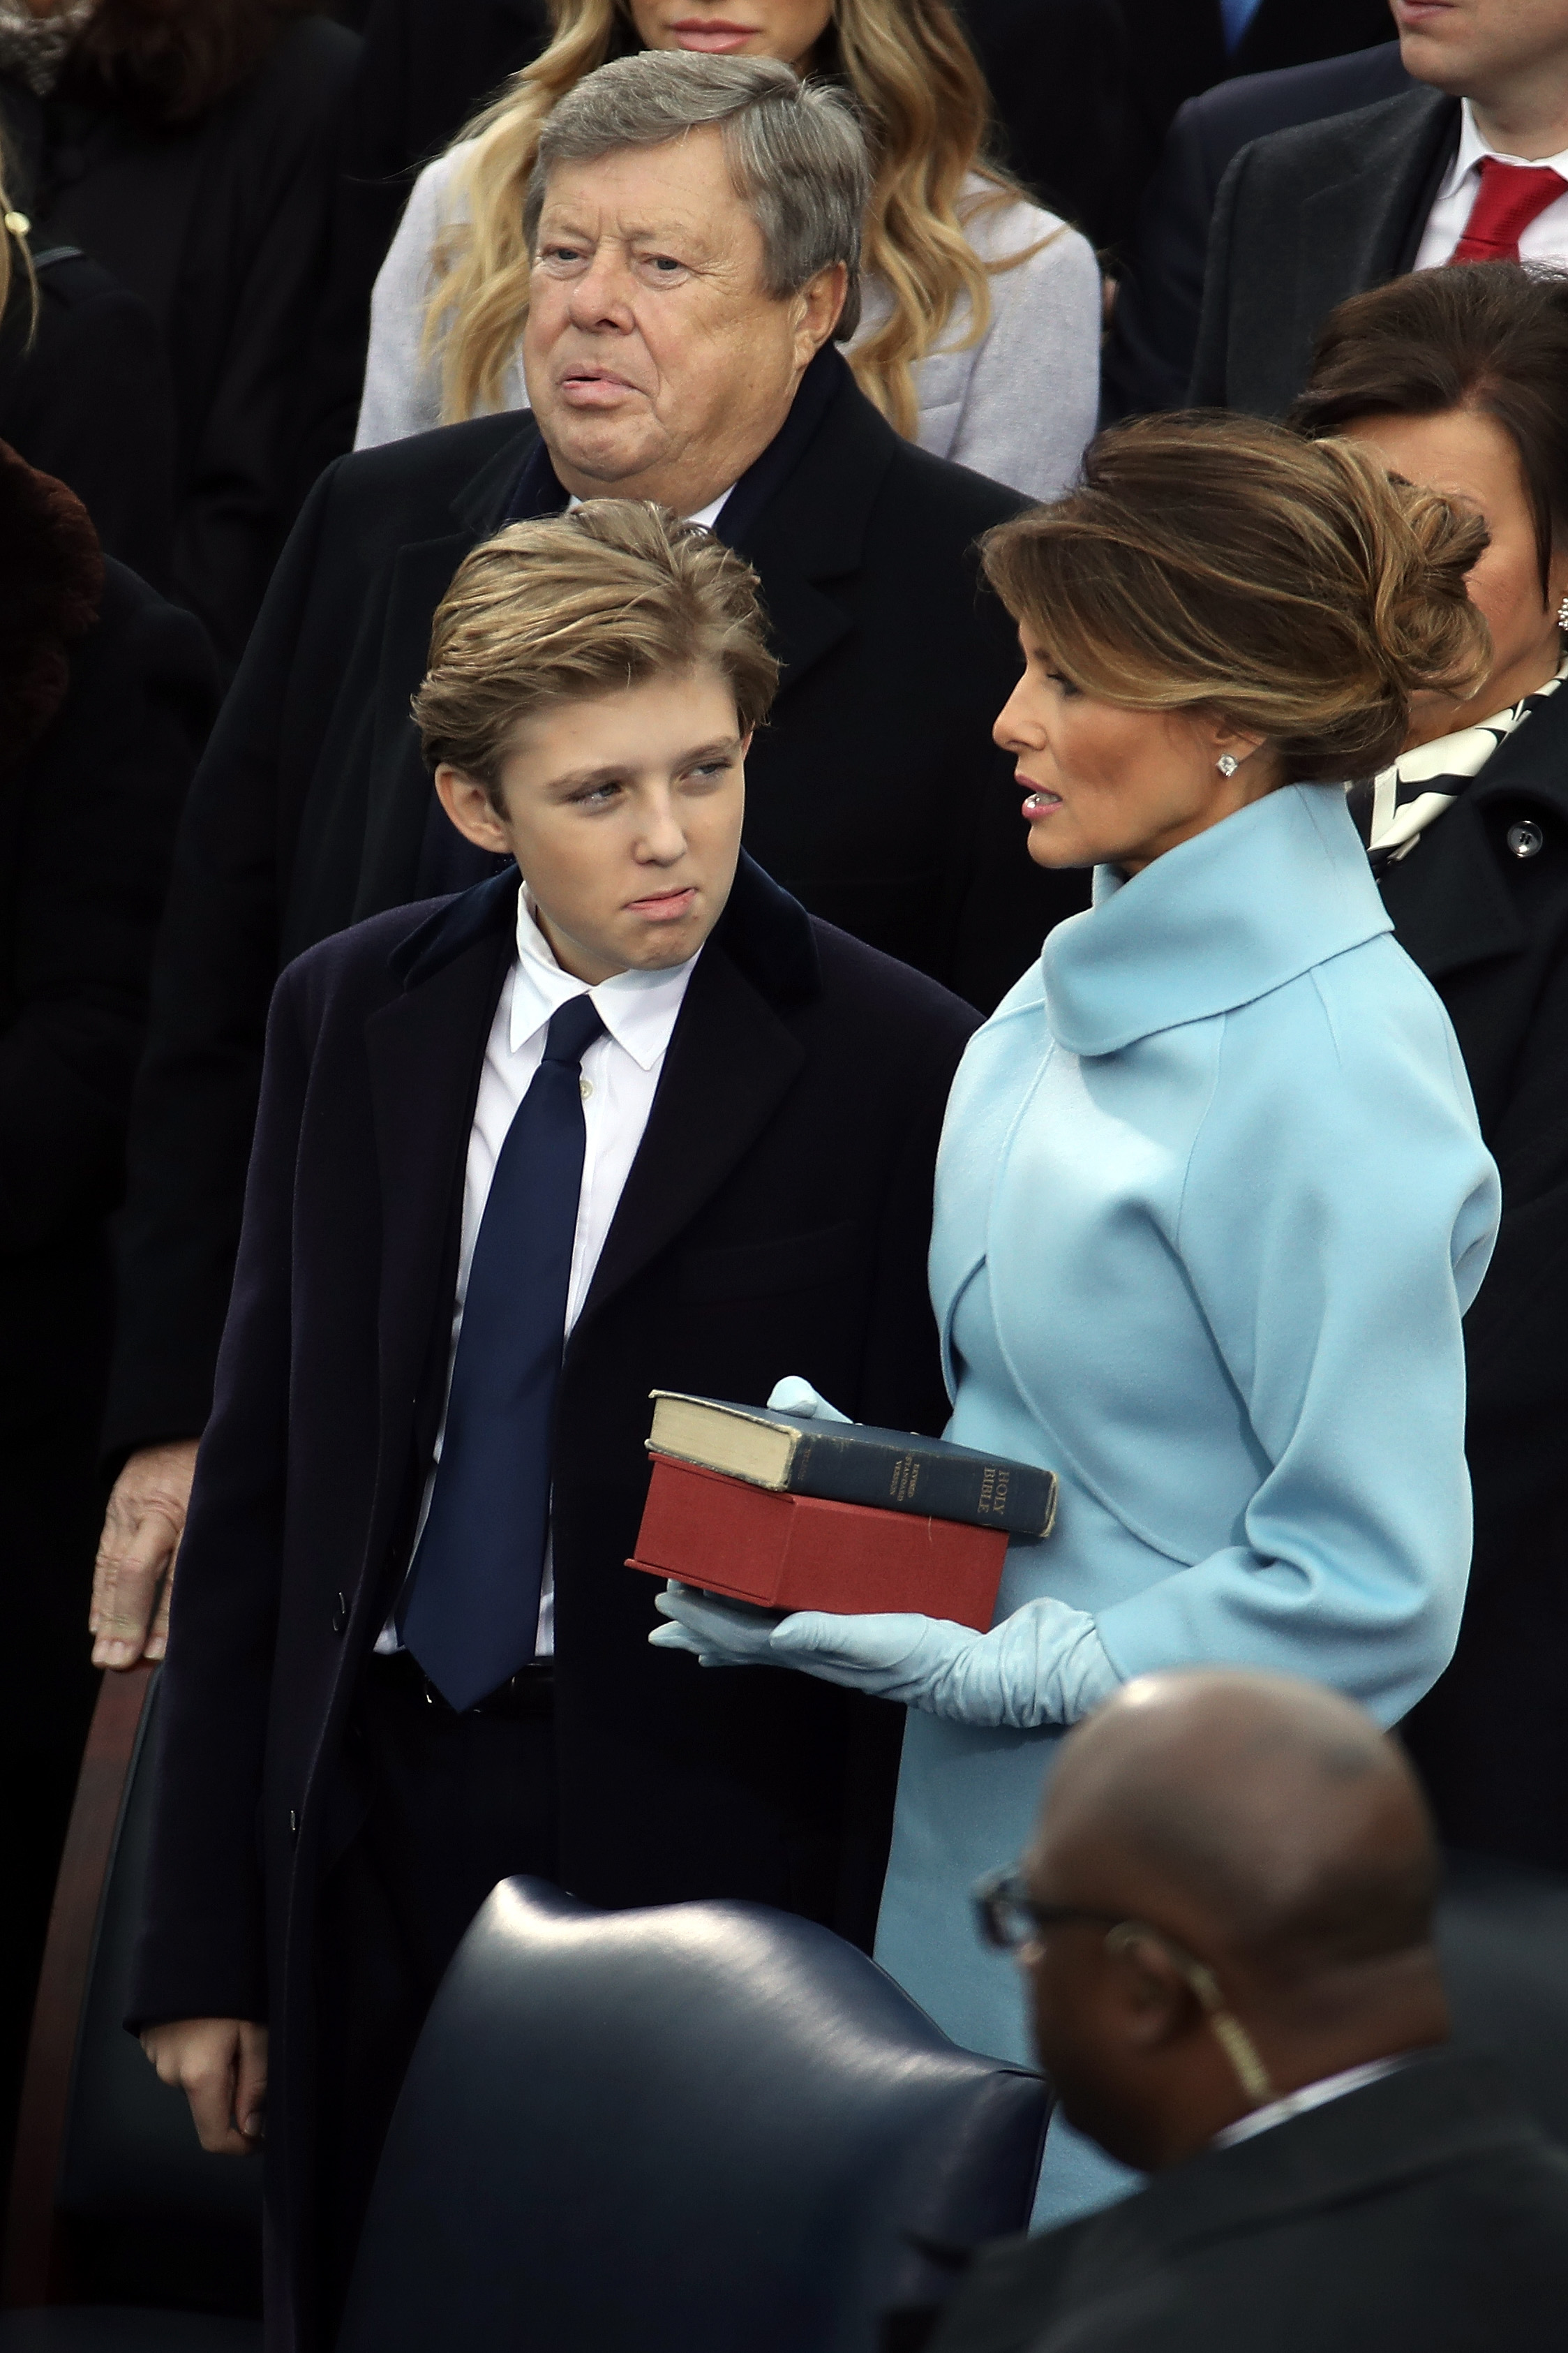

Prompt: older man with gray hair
xmin=90 ymin=50 xmax=1086 ymax=1678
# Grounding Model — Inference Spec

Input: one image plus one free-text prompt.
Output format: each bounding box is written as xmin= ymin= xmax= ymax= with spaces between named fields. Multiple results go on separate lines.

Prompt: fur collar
xmin=0 ymin=438 xmax=103 ymax=772
xmin=61 ymin=0 xmax=317 ymax=125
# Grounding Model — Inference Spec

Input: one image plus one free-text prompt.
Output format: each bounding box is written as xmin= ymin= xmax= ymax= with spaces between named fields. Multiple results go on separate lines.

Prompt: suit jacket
xmin=1117 ymin=0 xmax=1396 ymax=182
xmin=1189 ymin=84 xmax=1460 ymax=416
xmin=128 ymin=854 xmax=979 ymax=2331
xmin=1380 ymin=688 xmax=1568 ymax=1871
xmin=918 ymin=2052 xmax=1568 ymax=2353
xmin=103 ymin=359 xmax=1081 ymax=1461
xmin=1101 ymin=42 xmax=1411 ymax=421
xmin=4 ymin=15 xmax=359 ymax=666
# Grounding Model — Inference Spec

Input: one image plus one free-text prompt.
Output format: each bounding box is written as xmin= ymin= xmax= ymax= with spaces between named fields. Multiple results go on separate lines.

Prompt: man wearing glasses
xmin=911 ymin=1668 xmax=1568 ymax=2353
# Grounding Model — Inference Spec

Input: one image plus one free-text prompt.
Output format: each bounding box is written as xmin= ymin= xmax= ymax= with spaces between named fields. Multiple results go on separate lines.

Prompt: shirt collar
xmin=509 ymin=884 xmax=699 ymax=1069
xmin=1441 ymin=99 xmax=1568 ymax=195
xmin=565 ymin=486 xmax=735 ymax=530
xmin=1211 ymin=2056 xmax=1407 ymax=2151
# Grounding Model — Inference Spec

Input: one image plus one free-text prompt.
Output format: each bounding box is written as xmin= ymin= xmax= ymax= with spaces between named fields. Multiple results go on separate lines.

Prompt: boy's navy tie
xmin=401 ymin=992 xmax=606 ymax=1709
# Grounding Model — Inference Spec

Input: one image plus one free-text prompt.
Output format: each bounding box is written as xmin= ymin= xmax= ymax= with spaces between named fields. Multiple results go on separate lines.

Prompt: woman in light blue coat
xmin=653 ymin=413 xmax=1502 ymax=2218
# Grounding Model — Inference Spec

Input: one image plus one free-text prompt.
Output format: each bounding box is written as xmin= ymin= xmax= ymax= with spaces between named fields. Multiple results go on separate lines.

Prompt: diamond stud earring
xmin=1217 ymin=754 xmax=1239 ymax=777
xmin=1558 ymin=595 xmax=1568 ymax=629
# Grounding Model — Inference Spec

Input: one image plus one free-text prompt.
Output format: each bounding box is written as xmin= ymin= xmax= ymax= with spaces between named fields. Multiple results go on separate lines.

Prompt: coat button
xmin=331 ymin=1592 xmax=348 ymax=1635
xmin=1507 ymin=819 xmax=1544 ymax=859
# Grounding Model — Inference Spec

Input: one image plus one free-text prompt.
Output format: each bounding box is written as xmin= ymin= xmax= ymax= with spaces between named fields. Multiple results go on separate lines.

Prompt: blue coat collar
xmin=1040 ymin=785 xmax=1392 ymax=1057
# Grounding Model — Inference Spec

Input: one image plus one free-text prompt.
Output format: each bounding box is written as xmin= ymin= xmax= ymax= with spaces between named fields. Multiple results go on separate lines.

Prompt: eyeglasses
xmin=972 ymin=1864 xmax=1277 ymax=2109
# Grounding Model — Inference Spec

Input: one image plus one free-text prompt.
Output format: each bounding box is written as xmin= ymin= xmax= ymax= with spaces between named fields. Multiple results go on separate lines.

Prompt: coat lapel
xmin=1293 ymin=91 xmax=1457 ymax=339
xmin=574 ymin=940 xmax=807 ymax=1335
xmin=364 ymin=917 xmax=515 ymax=1468
xmin=728 ymin=376 xmax=897 ymax=704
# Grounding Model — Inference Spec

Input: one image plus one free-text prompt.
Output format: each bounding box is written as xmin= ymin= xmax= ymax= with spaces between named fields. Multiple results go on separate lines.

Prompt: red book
xmin=628 ymin=1453 xmax=1006 ymax=1631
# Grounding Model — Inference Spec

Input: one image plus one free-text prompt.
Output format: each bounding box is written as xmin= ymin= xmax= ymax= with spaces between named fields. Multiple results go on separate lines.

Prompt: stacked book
xmin=628 ymin=1390 xmax=1057 ymax=1632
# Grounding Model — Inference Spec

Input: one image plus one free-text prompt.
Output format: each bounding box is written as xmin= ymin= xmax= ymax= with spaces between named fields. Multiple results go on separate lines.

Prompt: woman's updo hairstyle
xmin=980 ymin=411 xmax=1491 ymax=780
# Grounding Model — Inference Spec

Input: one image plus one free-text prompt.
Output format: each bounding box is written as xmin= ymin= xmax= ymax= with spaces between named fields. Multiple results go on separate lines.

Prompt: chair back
xmin=339 ymin=1878 xmax=1049 ymax=2353
xmin=1438 ymin=1850 xmax=1568 ymax=2148
xmin=2 ymin=1670 xmax=262 ymax=2314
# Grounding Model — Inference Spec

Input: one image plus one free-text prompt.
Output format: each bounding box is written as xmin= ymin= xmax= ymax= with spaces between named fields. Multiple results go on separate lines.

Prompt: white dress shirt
xmin=1414 ymin=101 xmax=1568 ymax=272
xmin=378 ymin=883 xmax=699 ymax=1661
xmin=1211 ymin=2056 xmax=1406 ymax=2151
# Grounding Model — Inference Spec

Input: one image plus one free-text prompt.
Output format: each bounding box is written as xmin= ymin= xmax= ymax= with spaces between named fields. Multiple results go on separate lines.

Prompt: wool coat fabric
xmin=1384 ymin=683 xmax=1568 ymax=1870
xmin=916 ymin=2053 xmax=1568 ymax=2353
xmin=1189 ymin=85 xmax=1460 ymax=418
xmin=101 ymin=355 xmax=1085 ymax=1466
xmin=128 ymin=854 xmax=978 ymax=2352
xmin=871 ymin=785 xmax=1498 ymax=2221
xmin=0 ymin=442 xmax=215 ymax=2164
xmin=3 ymin=10 xmax=359 ymax=666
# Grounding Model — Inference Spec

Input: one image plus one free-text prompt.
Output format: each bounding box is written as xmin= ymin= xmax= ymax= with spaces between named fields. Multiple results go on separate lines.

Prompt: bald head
xmin=1018 ymin=1672 xmax=1449 ymax=2172
xmin=1036 ymin=1670 xmax=1440 ymax=1987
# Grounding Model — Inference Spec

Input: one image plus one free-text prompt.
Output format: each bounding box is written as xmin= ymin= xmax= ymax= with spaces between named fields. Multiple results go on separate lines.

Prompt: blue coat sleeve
xmin=1094 ymin=947 xmax=1500 ymax=1723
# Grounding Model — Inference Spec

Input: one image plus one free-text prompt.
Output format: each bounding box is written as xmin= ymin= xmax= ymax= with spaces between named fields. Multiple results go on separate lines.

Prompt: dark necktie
xmin=401 ymin=993 xmax=606 ymax=1709
xmin=1449 ymin=156 xmax=1567 ymax=265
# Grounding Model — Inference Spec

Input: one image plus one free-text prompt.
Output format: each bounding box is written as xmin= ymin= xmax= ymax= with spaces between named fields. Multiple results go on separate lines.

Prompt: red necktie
xmin=1449 ymin=156 xmax=1567 ymax=265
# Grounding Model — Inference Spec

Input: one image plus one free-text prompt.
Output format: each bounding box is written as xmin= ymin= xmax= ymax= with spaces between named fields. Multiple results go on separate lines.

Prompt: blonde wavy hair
xmin=424 ymin=0 xmax=1047 ymax=441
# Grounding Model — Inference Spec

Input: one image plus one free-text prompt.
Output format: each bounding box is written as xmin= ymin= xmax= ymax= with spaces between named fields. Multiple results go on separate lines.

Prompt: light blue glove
xmin=652 ymin=1587 xmax=1121 ymax=1730
xmin=765 ymin=1374 xmax=850 ymax=1423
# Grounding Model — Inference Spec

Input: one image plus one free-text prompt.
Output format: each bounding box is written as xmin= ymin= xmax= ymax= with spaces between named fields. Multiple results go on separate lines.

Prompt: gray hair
xmin=525 ymin=52 xmax=868 ymax=340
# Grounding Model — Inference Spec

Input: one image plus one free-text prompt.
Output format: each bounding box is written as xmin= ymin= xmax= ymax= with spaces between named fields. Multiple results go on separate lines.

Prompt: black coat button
xmin=331 ymin=1591 xmax=348 ymax=1635
xmin=1507 ymin=819 xmax=1545 ymax=859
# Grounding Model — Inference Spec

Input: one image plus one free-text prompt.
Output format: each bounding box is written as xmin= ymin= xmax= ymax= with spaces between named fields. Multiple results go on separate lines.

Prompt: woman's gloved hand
xmin=766 ymin=1374 xmax=850 ymax=1423
xmin=652 ymin=1587 xmax=1121 ymax=1730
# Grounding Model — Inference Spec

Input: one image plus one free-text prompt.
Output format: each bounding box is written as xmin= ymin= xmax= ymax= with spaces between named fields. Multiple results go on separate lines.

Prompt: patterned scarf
xmin=1347 ymin=653 xmax=1568 ymax=875
xmin=0 ymin=0 xmax=96 ymax=96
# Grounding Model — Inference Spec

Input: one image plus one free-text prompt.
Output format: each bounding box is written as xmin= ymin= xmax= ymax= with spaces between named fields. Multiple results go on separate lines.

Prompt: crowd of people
xmin=4 ymin=0 xmax=1568 ymax=2344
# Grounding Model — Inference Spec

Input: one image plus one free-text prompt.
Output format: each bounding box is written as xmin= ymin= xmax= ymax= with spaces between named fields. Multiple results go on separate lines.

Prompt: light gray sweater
xmin=354 ymin=149 xmax=1101 ymax=502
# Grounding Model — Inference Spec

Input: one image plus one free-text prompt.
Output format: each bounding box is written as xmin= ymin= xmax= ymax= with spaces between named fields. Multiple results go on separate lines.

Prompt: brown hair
xmin=423 ymin=0 xmax=1048 ymax=442
xmin=980 ymin=412 xmax=1491 ymax=781
xmin=1287 ymin=260 xmax=1568 ymax=599
xmin=413 ymin=498 xmax=778 ymax=798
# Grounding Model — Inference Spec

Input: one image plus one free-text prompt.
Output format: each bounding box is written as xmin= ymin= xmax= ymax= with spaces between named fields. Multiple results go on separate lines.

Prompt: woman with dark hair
xmin=656 ymin=412 xmax=1501 ymax=2225
xmin=0 ymin=0 xmax=358 ymax=666
xmin=1290 ymin=260 xmax=1568 ymax=1878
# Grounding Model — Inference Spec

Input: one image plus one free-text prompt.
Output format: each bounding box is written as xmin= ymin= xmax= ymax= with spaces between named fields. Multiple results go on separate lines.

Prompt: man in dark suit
xmin=1190 ymin=0 xmax=1568 ymax=417
xmin=910 ymin=1668 xmax=1568 ymax=2353
xmin=1101 ymin=40 xmax=1411 ymax=420
xmin=130 ymin=498 xmax=981 ymax=2351
xmin=89 ymin=51 xmax=1074 ymax=1681
xmin=1114 ymin=0 xmax=1395 ymax=186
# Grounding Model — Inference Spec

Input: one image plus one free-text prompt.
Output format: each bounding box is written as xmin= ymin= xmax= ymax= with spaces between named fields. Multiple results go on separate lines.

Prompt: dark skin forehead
xmin=1027 ymin=1671 xmax=1438 ymax=1982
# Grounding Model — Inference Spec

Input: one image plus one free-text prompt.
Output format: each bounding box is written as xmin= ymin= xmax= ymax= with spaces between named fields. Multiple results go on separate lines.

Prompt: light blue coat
xmin=873 ymin=784 xmax=1500 ymax=2213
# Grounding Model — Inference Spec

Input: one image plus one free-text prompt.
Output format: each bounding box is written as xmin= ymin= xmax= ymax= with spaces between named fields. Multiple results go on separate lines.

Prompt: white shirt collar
xmin=1440 ymin=100 xmax=1568 ymax=198
xmin=509 ymin=883 xmax=699 ymax=1069
xmin=564 ymin=486 xmax=736 ymax=531
xmin=1210 ymin=2055 xmax=1406 ymax=2151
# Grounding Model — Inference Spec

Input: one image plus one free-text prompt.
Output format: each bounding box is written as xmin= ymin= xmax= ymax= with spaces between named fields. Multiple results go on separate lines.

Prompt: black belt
xmin=368 ymin=1645 xmax=555 ymax=1721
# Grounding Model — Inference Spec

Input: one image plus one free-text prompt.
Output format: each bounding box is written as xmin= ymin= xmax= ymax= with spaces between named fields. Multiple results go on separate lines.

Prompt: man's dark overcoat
xmin=1100 ymin=41 xmax=1410 ymax=422
xmin=915 ymin=2053 xmax=1568 ymax=2353
xmin=128 ymin=854 xmax=980 ymax=2340
xmin=1188 ymin=85 xmax=1461 ymax=417
xmin=1380 ymin=688 xmax=1568 ymax=1871
xmin=103 ymin=357 xmax=1082 ymax=1464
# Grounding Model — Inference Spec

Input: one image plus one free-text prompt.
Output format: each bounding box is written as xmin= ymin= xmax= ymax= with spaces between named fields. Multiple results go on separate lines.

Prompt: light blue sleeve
xmin=1095 ymin=950 xmax=1501 ymax=1723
